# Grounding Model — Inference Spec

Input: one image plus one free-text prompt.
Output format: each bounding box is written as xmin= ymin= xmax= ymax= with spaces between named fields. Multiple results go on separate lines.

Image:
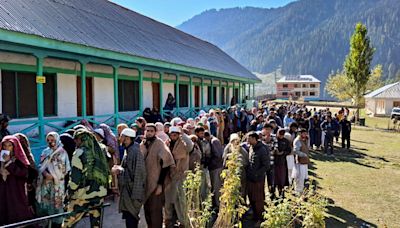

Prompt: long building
xmin=0 ymin=0 xmax=260 ymax=145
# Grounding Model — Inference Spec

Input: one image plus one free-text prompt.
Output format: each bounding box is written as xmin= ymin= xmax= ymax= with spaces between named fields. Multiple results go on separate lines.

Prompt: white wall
xmin=201 ymin=84 xmax=208 ymax=107
xmin=143 ymin=81 xmax=153 ymax=109
xmin=93 ymin=77 xmax=114 ymax=115
xmin=57 ymin=73 xmax=77 ymax=117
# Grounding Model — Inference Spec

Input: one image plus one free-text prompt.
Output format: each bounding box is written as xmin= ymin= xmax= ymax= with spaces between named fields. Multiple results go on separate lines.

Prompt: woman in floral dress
xmin=36 ymin=132 xmax=71 ymax=227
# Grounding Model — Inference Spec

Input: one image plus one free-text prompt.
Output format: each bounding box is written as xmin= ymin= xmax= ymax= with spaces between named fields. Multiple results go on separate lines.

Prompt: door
xmin=77 ymin=77 xmax=93 ymax=116
xmin=152 ymin=82 xmax=160 ymax=110
xmin=194 ymin=86 xmax=200 ymax=107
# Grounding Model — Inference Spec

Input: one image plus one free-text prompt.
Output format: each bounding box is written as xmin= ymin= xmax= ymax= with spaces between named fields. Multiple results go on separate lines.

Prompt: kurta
xmin=0 ymin=160 xmax=32 ymax=225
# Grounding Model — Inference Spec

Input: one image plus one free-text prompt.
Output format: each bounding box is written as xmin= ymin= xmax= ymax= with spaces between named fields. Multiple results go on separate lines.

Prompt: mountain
xmin=177 ymin=0 xmax=400 ymax=97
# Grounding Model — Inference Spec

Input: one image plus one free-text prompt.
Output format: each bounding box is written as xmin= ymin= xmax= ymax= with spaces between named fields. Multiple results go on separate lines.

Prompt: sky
xmin=112 ymin=0 xmax=295 ymax=26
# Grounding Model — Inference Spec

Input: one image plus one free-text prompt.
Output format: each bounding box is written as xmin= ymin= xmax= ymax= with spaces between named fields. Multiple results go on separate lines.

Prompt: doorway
xmin=152 ymin=82 xmax=160 ymax=110
xmin=77 ymin=77 xmax=93 ymax=116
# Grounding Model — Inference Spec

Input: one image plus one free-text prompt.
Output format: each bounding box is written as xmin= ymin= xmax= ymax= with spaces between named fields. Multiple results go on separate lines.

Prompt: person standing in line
xmin=112 ymin=128 xmax=146 ymax=228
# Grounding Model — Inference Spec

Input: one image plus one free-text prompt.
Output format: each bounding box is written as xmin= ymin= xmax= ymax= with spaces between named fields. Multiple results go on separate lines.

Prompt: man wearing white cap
xmin=141 ymin=123 xmax=175 ymax=228
xmin=164 ymin=126 xmax=193 ymax=228
xmin=112 ymin=128 xmax=146 ymax=228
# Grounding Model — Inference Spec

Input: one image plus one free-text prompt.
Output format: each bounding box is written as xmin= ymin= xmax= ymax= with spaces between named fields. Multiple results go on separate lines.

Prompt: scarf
xmin=74 ymin=129 xmax=109 ymax=187
xmin=0 ymin=135 xmax=30 ymax=166
xmin=38 ymin=132 xmax=65 ymax=185
xmin=14 ymin=133 xmax=36 ymax=169
xmin=99 ymin=123 xmax=118 ymax=153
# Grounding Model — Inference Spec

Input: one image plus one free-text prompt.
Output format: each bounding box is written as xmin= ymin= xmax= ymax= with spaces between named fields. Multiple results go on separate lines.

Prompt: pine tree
xmin=344 ymin=22 xmax=375 ymax=122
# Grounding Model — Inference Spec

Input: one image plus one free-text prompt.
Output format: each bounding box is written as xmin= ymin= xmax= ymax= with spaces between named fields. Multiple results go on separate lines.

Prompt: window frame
xmin=1 ymin=70 xmax=57 ymax=118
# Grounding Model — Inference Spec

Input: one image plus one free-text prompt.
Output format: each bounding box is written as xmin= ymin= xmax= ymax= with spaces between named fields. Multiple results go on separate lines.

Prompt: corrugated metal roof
xmin=277 ymin=75 xmax=321 ymax=83
xmin=0 ymin=0 xmax=259 ymax=81
xmin=364 ymin=82 xmax=400 ymax=98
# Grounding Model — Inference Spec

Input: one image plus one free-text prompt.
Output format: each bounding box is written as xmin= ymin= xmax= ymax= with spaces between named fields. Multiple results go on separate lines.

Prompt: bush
xmin=213 ymin=144 xmax=247 ymax=228
xmin=262 ymin=185 xmax=328 ymax=228
xmin=184 ymin=164 xmax=213 ymax=228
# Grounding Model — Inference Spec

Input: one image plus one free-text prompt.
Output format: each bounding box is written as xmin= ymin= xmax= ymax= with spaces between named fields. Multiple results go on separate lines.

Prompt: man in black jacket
xmin=246 ymin=131 xmax=270 ymax=224
xmin=340 ymin=115 xmax=352 ymax=150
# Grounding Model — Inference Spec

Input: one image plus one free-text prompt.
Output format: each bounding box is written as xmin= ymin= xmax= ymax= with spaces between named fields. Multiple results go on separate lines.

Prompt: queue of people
xmin=0 ymin=101 xmax=352 ymax=227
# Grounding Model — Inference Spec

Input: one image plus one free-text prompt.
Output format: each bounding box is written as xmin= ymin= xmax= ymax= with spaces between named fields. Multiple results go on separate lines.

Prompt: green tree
xmin=344 ymin=22 xmax=375 ymax=121
xmin=325 ymin=65 xmax=383 ymax=103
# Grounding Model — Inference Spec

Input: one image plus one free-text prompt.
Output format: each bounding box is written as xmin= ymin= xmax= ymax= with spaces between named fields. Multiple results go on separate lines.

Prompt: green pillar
xmin=248 ymin=84 xmax=251 ymax=98
xmin=210 ymin=79 xmax=214 ymax=107
xmin=232 ymin=81 xmax=236 ymax=104
xmin=201 ymin=77 xmax=204 ymax=109
xmin=80 ymin=61 xmax=87 ymax=119
xmin=159 ymin=72 xmax=164 ymax=118
xmin=219 ymin=80 xmax=222 ymax=106
xmin=226 ymin=81 xmax=230 ymax=106
xmin=139 ymin=68 xmax=144 ymax=115
xmin=253 ymin=83 xmax=255 ymax=98
xmin=189 ymin=76 xmax=193 ymax=113
xmin=113 ymin=66 xmax=119 ymax=127
xmin=239 ymin=82 xmax=241 ymax=103
xmin=176 ymin=74 xmax=180 ymax=114
xmin=243 ymin=83 xmax=246 ymax=99
xmin=35 ymin=55 xmax=45 ymax=144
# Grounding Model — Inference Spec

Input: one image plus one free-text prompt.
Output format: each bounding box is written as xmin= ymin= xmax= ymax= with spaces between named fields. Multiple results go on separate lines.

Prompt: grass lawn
xmin=310 ymin=127 xmax=400 ymax=227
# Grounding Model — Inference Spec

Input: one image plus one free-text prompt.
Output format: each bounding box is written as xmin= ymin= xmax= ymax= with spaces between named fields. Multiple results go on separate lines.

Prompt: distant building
xmin=276 ymin=75 xmax=321 ymax=100
xmin=364 ymin=82 xmax=400 ymax=116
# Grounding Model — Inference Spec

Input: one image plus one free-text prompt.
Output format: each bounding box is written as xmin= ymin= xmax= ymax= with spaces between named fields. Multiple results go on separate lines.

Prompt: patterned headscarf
xmin=14 ymin=133 xmax=36 ymax=168
xmin=0 ymin=135 xmax=30 ymax=166
xmin=74 ymin=129 xmax=109 ymax=186
xmin=99 ymin=123 xmax=118 ymax=153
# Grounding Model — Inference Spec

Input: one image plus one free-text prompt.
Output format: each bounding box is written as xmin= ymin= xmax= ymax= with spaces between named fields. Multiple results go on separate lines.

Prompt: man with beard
xmin=112 ymin=128 xmax=146 ymax=228
xmin=164 ymin=126 xmax=193 ymax=228
xmin=273 ymin=128 xmax=291 ymax=197
xmin=246 ymin=131 xmax=270 ymax=226
xmin=261 ymin=123 xmax=276 ymax=199
xmin=194 ymin=126 xmax=210 ymax=201
xmin=204 ymin=131 xmax=224 ymax=211
xmin=140 ymin=124 xmax=175 ymax=228
xmin=321 ymin=115 xmax=339 ymax=155
xmin=292 ymin=128 xmax=310 ymax=194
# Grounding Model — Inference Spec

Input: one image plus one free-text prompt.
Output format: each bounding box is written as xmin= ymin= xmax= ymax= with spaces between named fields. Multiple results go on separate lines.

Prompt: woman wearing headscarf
xmin=99 ymin=123 xmax=119 ymax=194
xmin=63 ymin=129 xmax=109 ymax=228
xmin=14 ymin=133 xmax=38 ymax=216
xmin=36 ymin=132 xmax=71 ymax=227
xmin=60 ymin=132 xmax=76 ymax=195
xmin=164 ymin=93 xmax=176 ymax=111
xmin=222 ymin=133 xmax=249 ymax=199
xmin=155 ymin=122 xmax=169 ymax=142
xmin=0 ymin=135 xmax=33 ymax=225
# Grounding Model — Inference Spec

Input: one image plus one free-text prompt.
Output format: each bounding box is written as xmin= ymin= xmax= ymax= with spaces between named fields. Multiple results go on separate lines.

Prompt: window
xmin=2 ymin=71 xmax=56 ymax=118
xmin=295 ymin=92 xmax=301 ymax=97
xmin=393 ymin=101 xmax=400 ymax=107
xmin=174 ymin=84 xmax=188 ymax=107
xmin=294 ymin=84 xmax=299 ymax=88
xmin=310 ymin=92 xmax=316 ymax=96
xmin=118 ymin=79 xmax=139 ymax=111
xmin=283 ymin=84 xmax=288 ymax=88
xmin=302 ymin=91 xmax=308 ymax=96
xmin=310 ymin=84 xmax=316 ymax=88
xmin=282 ymin=92 xmax=288 ymax=96
xmin=302 ymin=84 xmax=307 ymax=88
xmin=221 ymin=87 xmax=226 ymax=105
xmin=207 ymin=86 xmax=217 ymax=105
